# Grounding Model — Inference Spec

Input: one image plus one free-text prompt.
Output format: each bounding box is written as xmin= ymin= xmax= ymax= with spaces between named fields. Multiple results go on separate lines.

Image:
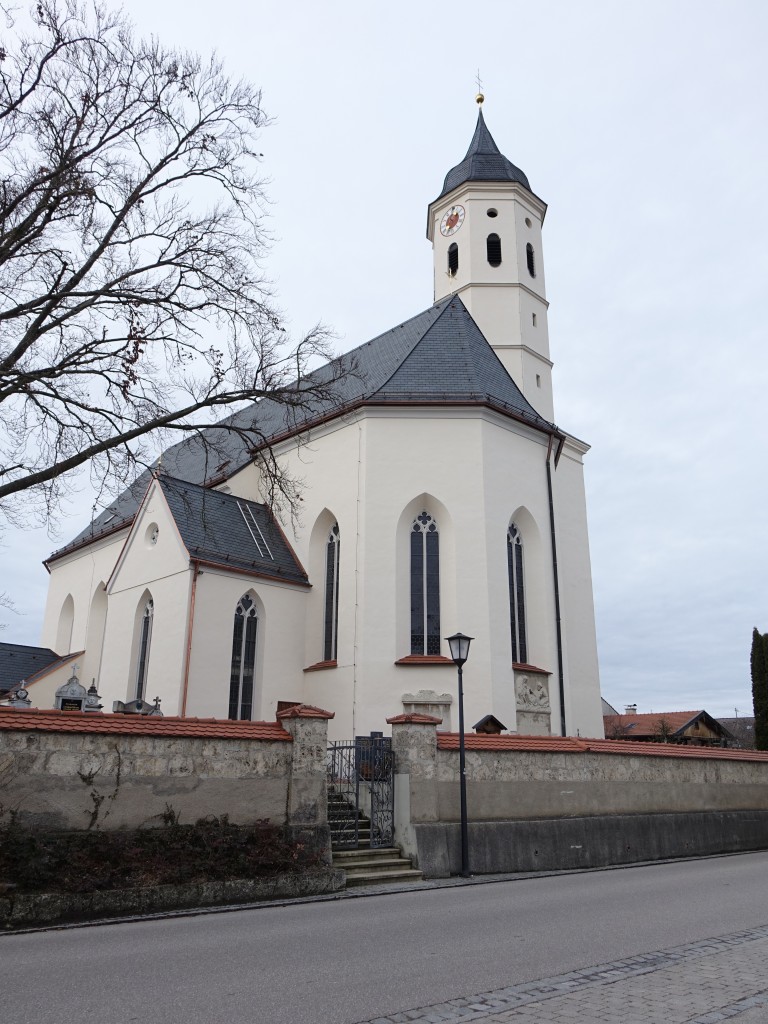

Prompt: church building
xmin=30 ymin=100 xmax=604 ymax=740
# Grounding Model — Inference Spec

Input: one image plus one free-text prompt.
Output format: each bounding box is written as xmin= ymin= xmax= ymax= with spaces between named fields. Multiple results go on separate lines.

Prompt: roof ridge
xmin=368 ymin=296 xmax=456 ymax=396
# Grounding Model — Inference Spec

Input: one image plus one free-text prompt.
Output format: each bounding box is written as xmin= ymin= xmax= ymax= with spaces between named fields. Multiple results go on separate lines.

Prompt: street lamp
xmin=446 ymin=631 xmax=473 ymax=878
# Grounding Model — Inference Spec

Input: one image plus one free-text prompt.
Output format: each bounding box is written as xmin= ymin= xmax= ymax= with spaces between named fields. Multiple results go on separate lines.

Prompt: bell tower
xmin=427 ymin=97 xmax=554 ymax=420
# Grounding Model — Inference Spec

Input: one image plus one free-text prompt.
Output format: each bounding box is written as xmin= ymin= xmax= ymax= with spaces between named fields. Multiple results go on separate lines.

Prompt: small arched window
xmin=229 ymin=594 xmax=257 ymax=720
xmin=411 ymin=511 xmax=441 ymax=655
xmin=135 ymin=599 xmax=154 ymax=701
xmin=324 ymin=523 xmax=340 ymax=661
xmin=526 ymin=243 xmax=536 ymax=278
xmin=447 ymin=243 xmax=458 ymax=276
xmin=487 ymin=233 xmax=502 ymax=267
xmin=507 ymin=525 xmax=527 ymax=664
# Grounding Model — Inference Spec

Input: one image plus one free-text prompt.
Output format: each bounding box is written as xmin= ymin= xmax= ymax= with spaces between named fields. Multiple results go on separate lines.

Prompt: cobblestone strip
xmin=686 ymin=989 xmax=768 ymax=1023
xmin=357 ymin=924 xmax=768 ymax=1024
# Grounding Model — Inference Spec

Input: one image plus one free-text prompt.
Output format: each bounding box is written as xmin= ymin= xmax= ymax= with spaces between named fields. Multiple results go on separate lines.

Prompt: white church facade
xmin=30 ymin=103 xmax=604 ymax=740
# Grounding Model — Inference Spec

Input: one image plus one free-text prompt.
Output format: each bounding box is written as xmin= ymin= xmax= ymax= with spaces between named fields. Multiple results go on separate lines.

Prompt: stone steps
xmin=332 ymin=846 xmax=423 ymax=887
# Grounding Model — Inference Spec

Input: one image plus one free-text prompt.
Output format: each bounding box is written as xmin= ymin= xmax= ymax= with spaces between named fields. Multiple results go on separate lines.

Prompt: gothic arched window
xmin=229 ymin=594 xmax=257 ymax=720
xmin=411 ymin=511 xmax=441 ymax=655
xmin=447 ymin=243 xmax=459 ymax=276
xmin=324 ymin=523 xmax=340 ymax=661
xmin=135 ymin=599 xmax=153 ymax=700
xmin=487 ymin=233 xmax=502 ymax=267
xmin=507 ymin=524 xmax=527 ymax=664
xmin=526 ymin=243 xmax=536 ymax=278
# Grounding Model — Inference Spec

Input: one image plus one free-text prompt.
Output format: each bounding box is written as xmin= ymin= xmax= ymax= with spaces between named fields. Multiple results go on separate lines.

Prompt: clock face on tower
xmin=440 ymin=205 xmax=465 ymax=237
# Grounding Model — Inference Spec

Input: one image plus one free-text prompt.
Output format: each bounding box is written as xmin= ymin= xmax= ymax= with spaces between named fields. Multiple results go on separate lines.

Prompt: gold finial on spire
xmin=475 ymin=69 xmax=484 ymax=106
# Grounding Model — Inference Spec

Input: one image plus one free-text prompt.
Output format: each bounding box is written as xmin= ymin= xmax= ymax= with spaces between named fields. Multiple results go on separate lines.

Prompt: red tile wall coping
xmin=303 ymin=660 xmax=338 ymax=673
xmin=436 ymin=732 xmax=768 ymax=761
xmin=276 ymin=703 xmax=335 ymax=720
xmin=512 ymin=662 xmax=551 ymax=674
xmin=387 ymin=713 xmax=444 ymax=725
xmin=0 ymin=707 xmax=292 ymax=741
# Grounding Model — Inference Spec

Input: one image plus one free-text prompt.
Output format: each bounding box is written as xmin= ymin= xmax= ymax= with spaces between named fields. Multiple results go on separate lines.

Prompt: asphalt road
xmin=4 ymin=852 xmax=768 ymax=1024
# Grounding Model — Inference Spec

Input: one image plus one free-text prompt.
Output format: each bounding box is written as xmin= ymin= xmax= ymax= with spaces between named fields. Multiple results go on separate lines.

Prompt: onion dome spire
xmin=435 ymin=107 xmax=531 ymax=201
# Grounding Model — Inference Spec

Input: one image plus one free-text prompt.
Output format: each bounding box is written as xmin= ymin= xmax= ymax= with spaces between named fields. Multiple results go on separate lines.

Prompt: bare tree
xmin=654 ymin=716 xmax=673 ymax=743
xmin=0 ymin=589 xmax=13 ymax=628
xmin=0 ymin=1 xmax=344 ymax=528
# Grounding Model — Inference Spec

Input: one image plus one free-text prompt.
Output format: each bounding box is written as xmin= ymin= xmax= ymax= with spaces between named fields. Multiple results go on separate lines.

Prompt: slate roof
xmin=156 ymin=476 xmax=308 ymax=584
xmin=49 ymin=295 xmax=557 ymax=563
xmin=435 ymin=109 xmax=532 ymax=203
xmin=0 ymin=643 xmax=64 ymax=695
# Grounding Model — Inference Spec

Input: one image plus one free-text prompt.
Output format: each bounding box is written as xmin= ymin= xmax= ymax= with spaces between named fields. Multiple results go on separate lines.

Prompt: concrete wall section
xmin=391 ymin=721 xmax=768 ymax=875
xmin=414 ymin=812 xmax=768 ymax=877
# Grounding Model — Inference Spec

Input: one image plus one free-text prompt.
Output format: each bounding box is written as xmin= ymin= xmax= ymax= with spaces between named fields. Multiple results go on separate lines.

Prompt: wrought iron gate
xmin=327 ymin=734 xmax=394 ymax=849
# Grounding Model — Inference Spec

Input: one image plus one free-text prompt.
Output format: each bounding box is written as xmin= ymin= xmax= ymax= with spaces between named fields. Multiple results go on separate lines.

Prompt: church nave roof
xmin=48 ymin=296 xmax=556 ymax=563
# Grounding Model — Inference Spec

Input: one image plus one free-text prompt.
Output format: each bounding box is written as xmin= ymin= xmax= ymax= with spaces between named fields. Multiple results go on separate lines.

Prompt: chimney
xmin=624 ymin=704 xmax=637 ymax=715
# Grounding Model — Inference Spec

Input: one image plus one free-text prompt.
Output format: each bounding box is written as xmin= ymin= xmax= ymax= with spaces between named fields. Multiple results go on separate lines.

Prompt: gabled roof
xmin=603 ymin=710 xmax=734 ymax=741
xmin=155 ymin=476 xmax=309 ymax=584
xmin=0 ymin=643 xmax=65 ymax=695
xmin=435 ymin=109 xmax=532 ymax=203
xmin=49 ymin=296 xmax=557 ymax=563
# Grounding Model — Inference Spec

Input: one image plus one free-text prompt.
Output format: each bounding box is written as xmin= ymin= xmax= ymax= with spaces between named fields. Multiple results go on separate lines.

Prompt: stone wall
xmin=0 ymin=705 xmax=332 ymax=834
xmin=389 ymin=718 xmax=768 ymax=877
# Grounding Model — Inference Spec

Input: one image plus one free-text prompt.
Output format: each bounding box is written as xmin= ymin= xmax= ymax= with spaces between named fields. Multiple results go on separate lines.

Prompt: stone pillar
xmin=387 ymin=713 xmax=441 ymax=864
xmin=276 ymin=704 xmax=334 ymax=864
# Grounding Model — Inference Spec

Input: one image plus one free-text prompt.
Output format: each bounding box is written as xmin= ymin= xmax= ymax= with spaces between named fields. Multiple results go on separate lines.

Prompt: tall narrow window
xmin=135 ymin=599 xmax=153 ymax=700
xmin=229 ymin=594 xmax=257 ymax=720
xmin=507 ymin=525 xmax=528 ymax=664
xmin=324 ymin=523 xmax=340 ymax=661
xmin=447 ymin=242 xmax=458 ymax=276
xmin=411 ymin=511 xmax=441 ymax=655
xmin=487 ymin=233 xmax=502 ymax=267
xmin=526 ymin=243 xmax=536 ymax=278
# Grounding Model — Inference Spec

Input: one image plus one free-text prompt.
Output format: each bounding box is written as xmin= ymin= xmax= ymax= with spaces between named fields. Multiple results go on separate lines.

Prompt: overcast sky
xmin=1 ymin=0 xmax=766 ymax=719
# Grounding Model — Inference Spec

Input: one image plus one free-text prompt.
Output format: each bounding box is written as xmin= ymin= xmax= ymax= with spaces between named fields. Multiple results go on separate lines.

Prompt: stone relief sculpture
xmin=516 ymin=675 xmax=550 ymax=711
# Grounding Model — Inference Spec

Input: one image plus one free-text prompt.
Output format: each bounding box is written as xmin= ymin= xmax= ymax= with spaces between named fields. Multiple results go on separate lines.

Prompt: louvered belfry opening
xmin=487 ymin=233 xmax=502 ymax=267
xmin=447 ymin=242 xmax=459 ymax=276
xmin=526 ymin=242 xmax=536 ymax=277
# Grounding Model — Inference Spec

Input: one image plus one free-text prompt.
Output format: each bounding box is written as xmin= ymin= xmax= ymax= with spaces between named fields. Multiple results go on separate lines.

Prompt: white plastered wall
xmin=41 ymin=531 xmax=128 ymax=662
xmin=550 ymin=437 xmax=604 ymax=738
xmin=184 ymin=570 xmax=308 ymax=721
xmin=261 ymin=405 xmax=601 ymax=740
xmin=101 ymin=480 xmax=192 ymax=712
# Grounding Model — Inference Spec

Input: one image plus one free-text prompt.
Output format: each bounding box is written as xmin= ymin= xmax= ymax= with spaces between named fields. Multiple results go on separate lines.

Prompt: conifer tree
xmin=751 ymin=628 xmax=768 ymax=750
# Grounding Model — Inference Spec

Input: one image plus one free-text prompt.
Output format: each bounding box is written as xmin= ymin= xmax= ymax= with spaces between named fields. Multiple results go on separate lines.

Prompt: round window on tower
xmin=487 ymin=208 xmax=498 ymax=218
xmin=525 ymin=217 xmax=532 ymax=228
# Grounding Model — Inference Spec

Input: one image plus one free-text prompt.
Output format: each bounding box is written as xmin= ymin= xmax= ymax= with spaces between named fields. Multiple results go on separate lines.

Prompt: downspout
xmin=546 ymin=434 xmax=567 ymax=737
xmin=180 ymin=561 xmax=200 ymax=717
xmin=352 ymin=418 xmax=364 ymax=737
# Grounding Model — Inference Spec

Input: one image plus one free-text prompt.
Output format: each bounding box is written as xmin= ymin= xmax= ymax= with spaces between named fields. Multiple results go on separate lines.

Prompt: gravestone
xmin=54 ymin=665 xmax=88 ymax=712
xmin=5 ymin=685 xmax=32 ymax=709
